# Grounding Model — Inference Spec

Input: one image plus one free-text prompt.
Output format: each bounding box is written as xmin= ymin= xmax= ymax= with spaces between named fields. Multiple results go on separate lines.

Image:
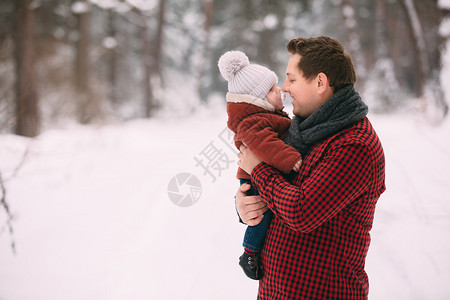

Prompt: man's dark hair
xmin=286 ymin=36 xmax=356 ymax=92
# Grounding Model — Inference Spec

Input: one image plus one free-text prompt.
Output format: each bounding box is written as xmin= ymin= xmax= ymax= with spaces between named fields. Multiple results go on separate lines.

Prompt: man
xmin=236 ymin=36 xmax=386 ymax=299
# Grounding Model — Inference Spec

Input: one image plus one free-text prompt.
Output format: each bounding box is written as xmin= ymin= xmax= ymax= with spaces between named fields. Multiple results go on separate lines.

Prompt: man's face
xmin=282 ymin=54 xmax=327 ymax=118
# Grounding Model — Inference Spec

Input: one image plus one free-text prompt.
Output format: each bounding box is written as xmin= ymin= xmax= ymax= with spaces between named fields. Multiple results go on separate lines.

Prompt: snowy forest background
xmin=1 ymin=0 xmax=450 ymax=299
xmin=1 ymin=0 xmax=450 ymax=136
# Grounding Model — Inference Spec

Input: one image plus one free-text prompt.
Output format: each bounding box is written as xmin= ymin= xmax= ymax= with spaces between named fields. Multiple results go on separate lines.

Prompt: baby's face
xmin=266 ymin=84 xmax=284 ymax=111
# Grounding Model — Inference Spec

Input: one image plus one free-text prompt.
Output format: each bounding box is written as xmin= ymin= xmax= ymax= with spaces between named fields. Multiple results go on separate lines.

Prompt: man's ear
xmin=316 ymin=72 xmax=330 ymax=95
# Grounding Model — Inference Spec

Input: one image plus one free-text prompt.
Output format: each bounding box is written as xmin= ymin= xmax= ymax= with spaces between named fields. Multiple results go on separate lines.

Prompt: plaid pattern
xmin=251 ymin=117 xmax=386 ymax=300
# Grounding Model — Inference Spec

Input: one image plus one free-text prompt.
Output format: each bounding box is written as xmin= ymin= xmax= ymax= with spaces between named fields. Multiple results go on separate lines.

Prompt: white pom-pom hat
xmin=218 ymin=50 xmax=278 ymax=101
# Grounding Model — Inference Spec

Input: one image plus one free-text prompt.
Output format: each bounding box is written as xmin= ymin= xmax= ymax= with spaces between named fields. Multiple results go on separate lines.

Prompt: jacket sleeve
xmin=236 ymin=115 xmax=302 ymax=174
xmin=251 ymin=141 xmax=373 ymax=233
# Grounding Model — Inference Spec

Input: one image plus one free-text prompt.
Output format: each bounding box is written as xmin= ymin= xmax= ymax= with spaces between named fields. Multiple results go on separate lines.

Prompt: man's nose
xmin=282 ymin=80 xmax=289 ymax=92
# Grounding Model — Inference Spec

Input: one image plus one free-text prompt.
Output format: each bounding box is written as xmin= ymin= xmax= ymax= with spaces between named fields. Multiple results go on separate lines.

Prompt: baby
xmin=218 ymin=51 xmax=302 ymax=280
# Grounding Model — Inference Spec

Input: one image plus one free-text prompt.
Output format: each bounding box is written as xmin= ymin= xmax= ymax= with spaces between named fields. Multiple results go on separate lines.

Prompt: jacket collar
xmin=226 ymin=92 xmax=275 ymax=112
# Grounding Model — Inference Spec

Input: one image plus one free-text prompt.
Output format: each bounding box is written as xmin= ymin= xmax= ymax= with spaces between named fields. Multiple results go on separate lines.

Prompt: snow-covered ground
xmin=0 ymin=106 xmax=449 ymax=299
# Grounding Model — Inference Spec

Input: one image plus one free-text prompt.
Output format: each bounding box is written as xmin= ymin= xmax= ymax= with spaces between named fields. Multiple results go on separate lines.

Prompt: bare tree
xmin=401 ymin=0 xmax=448 ymax=121
xmin=363 ymin=0 xmax=402 ymax=113
xmin=74 ymin=2 xmax=90 ymax=94
xmin=135 ymin=8 xmax=154 ymax=117
xmin=340 ymin=0 xmax=366 ymax=86
xmin=154 ymin=0 xmax=166 ymax=86
xmin=0 ymin=170 xmax=16 ymax=254
xmin=73 ymin=1 xmax=92 ymax=123
xmin=402 ymin=0 xmax=429 ymax=92
xmin=13 ymin=0 xmax=39 ymax=137
xmin=197 ymin=0 xmax=214 ymax=102
xmin=106 ymin=8 xmax=118 ymax=104
xmin=72 ymin=0 xmax=103 ymax=123
xmin=0 ymin=135 xmax=31 ymax=254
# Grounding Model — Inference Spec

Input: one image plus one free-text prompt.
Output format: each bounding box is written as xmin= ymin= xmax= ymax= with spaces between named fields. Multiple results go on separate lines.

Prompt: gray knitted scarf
xmin=284 ymin=84 xmax=368 ymax=156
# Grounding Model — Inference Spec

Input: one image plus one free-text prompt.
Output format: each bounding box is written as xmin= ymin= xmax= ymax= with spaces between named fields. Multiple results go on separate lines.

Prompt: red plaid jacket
xmin=251 ymin=117 xmax=386 ymax=300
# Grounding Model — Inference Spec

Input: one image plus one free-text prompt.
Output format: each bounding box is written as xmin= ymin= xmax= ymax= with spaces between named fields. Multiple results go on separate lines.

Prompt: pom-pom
xmin=218 ymin=51 xmax=249 ymax=81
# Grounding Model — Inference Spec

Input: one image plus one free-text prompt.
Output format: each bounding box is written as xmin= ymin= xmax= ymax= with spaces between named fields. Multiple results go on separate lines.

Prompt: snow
xmin=0 ymin=107 xmax=450 ymax=299
xmin=342 ymin=4 xmax=354 ymax=18
xmin=71 ymin=1 xmax=90 ymax=14
xmin=365 ymin=114 xmax=450 ymax=300
xmin=102 ymin=37 xmax=118 ymax=49
xmin=439 ymin=0 xmax=450 ymax=9
xmin=263 ymin=14 xmax=278 ymax=30
xmin=89 ymin=0 xmax=118 ymax=10
xmin=124 ymin=0 xmax=157 ymax=11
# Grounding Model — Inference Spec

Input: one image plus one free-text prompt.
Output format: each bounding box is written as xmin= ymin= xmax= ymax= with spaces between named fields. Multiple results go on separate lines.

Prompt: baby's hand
xmin=292 ymin=159 xmax=302 ymax=172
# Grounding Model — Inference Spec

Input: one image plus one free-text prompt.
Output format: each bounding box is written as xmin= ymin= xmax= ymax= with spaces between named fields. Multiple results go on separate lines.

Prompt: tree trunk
xmin=106 ymin=9 xmax=118 ymax=104
xmin=401 ymin=0 xmax=448 ymax=121
xmin=136 ymin=9 xmax=154 ymax=117
xmin=401 ymin=0 xmax=429 ymax=93
xmin=340 ymin=0 xmax=366 ymax=84
xmin=154 ymin=0 xmax=166 ymax=87
xmin=14 ymin=0 xmax=39 ymax=137
xmin=75 ymin=5 xmax=90 ymax=95
xmin=374 ymin=0 xmax=388 ymax=60
xmin=73 ymin=1 xmax=94 ymax=123
xmin=197 ymin=0 xmax=213 ymax=103
xmin=362 ymin=0 xmax=402 ymax=113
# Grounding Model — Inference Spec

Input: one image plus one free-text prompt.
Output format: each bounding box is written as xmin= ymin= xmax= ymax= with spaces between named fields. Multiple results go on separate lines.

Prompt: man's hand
xmin=235 ymin=183 xmax=268 ymax=226
xmin=237 ymin=144 xmax=262 ymax=175
xmin=292 ymin=159 xmax=302 ymax=172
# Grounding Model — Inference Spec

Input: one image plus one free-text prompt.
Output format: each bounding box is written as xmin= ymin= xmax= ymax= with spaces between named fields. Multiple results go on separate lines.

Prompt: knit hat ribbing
xmin=218 ymin=51 xmax=278 ymax=101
